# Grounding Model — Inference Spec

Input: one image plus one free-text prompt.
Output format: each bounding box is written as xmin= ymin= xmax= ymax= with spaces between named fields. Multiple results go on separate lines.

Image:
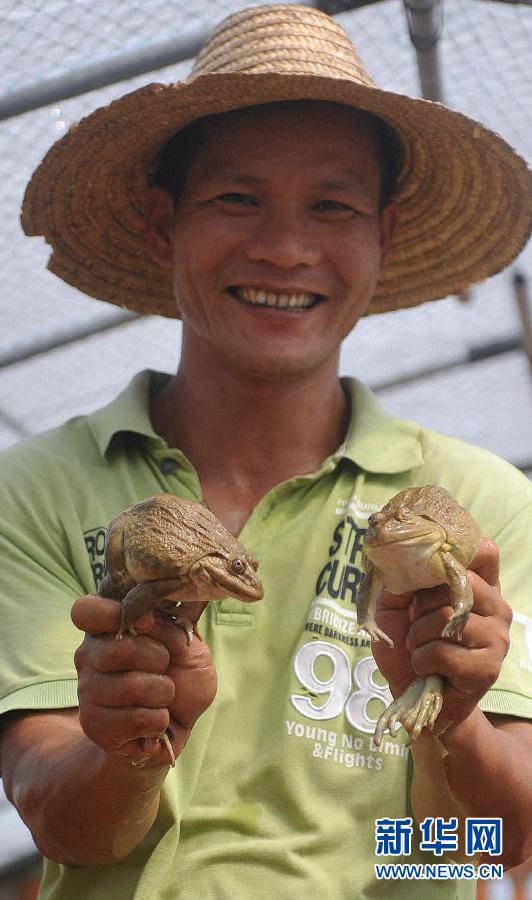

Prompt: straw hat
xmin=21 ymin=3 xmax=531 ymax=317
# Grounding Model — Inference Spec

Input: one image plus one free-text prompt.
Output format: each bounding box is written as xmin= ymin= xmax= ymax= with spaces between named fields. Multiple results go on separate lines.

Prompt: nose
xmin=245 ymin=207 xmax=321 ymax=269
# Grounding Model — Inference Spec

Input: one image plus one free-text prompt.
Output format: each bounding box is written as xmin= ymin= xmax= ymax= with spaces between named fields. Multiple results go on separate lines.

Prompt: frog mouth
xmin=212 ymin=571 xmax=264 ymax=601
xmin=367 ymin=521 xmax=440 ymax=545
xmin=191 ymin=562 xmax=263 ymax=602
xmin=228 ymin=286 xmax=323 ymax=310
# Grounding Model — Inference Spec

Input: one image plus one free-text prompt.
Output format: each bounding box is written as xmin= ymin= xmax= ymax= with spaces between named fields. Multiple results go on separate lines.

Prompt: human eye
xmin=314 ymin=199 xmax=355 ymax=216
xmin=215 ymin=192 xmax=258 ymax=207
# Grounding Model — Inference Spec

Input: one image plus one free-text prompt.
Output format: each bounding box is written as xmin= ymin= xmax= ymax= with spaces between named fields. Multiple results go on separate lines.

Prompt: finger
xmin=74 ymin=632 xmax=170 ymax=675
xmin=409 ymin=586 xmax=451 ymax=621
xmin=71 ymin=595 xmax=121 ymax=634
xmin=78 ymin=670 xmax=175 ymax=710
xmin=166 ymin=635 xmax=217 ymax=728
xmin=406 ymin=608 xmax=507 ymax=652
xmin=72 ymin=594 xmax=157 ymax=636
xmin=410 ymin=640 xmax=508 ymax=685
xmin=143 ymin=615 xmax=213 ymax=665
xmin=78 ymin=703 xmax=170 ymax=752
xmin=376 ymin=590 xmax=414 ymax=612
xmin=468 ymin=538 xmax=500 ymax=588
xmin=409 ymin=575 xmax=510 ymax=622
xmin=468 ymin=571 xmax=512 ymax=622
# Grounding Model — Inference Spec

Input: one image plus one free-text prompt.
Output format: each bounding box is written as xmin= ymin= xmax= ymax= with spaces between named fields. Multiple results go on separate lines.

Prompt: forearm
xmin=410 ymin=710 xmax=532 ymax=868
xmin=1 ymin=710 xmax=168 ymax=866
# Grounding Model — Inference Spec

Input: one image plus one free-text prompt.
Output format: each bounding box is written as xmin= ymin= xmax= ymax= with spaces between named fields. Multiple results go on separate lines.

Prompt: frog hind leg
xmin=117 ymin=577 xmax=187 ymax=639
xmin=356 ymin=565 xmax=394 ymax=647
xmin=374 ymin=674 xmax=445 ymax=747
xmin=440 ymin=552 xmax=473 ymax=641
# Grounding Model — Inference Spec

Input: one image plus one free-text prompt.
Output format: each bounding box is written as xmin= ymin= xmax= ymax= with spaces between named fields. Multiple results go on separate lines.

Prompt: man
xmin=0 ymin=5 xmax=531 ymax=898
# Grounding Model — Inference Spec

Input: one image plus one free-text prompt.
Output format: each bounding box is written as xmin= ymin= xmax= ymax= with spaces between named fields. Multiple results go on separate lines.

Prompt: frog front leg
xmin=356 ymin=565 xmax=395 ymax=647
xmin=374 ymin=674 xmax=445 ymax=747
xmin=440 ymin=552 xmax=474 ymax=641
xmin=118 ymin=576 xmax=190 ymax=639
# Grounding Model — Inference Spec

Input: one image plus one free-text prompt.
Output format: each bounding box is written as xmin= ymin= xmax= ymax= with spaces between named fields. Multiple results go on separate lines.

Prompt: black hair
xmin=149 ymin=101 xmax=402 ymax=211
xmin=149 ymin=118 xmax=204 ymax=206
xmin=373 ymin=115 xmax=402 ymax=210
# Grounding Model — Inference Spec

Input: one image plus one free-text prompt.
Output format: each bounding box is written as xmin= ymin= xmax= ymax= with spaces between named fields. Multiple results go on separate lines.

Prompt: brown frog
xmin=357 ymin=485 xmax=481 ymax=746
xmin=98 ymin=493 xmax=263 ymax=764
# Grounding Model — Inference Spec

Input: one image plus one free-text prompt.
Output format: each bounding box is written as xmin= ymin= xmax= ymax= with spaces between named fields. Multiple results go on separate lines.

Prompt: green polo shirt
xmin=0 ymin=370 xmax=531 ymax=900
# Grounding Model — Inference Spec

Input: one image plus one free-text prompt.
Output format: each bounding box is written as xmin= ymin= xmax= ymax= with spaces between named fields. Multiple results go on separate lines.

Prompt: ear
xmin=145 ymin=187 xmax=175 ymax=270
xmin=379 ymin=202 xmax=398 ymax=260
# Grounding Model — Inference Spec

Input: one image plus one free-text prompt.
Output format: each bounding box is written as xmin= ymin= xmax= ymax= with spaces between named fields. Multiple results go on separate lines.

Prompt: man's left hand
xmin=371 ymin=538 xmax=512 ymax=730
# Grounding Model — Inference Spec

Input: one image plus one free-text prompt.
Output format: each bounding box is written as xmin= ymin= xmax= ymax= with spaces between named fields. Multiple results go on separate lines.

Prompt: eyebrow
xmin=199 ymin=171 xmax=367 ymax=192
xmin=313 ymin=178 xmax=365 ymax=192
xmin=196 ymin=171 xmax=269 ymax=187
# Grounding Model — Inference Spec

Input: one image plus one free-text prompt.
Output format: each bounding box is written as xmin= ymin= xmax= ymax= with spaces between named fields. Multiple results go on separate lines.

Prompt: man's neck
xmin=150 ymin=355 xmax=350 ymax=533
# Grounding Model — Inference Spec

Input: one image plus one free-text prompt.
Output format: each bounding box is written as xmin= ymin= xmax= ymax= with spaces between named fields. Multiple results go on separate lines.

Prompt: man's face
xmin=149 ymin=102 xmax=396 ymax=383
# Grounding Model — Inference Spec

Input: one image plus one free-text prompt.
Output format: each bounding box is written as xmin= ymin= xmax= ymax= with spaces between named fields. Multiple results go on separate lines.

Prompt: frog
xmin=356 ymin=485 xmax=481 ymax=746
xmin=98 ymin=493 xmax=263 ymax=764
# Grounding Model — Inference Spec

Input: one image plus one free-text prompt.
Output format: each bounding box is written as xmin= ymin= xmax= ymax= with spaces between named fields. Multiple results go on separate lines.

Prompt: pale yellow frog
xmin=357 ymin=485 xmax=481 ymax=745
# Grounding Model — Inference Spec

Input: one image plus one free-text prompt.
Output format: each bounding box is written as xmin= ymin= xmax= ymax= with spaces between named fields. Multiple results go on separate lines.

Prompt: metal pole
xmin=0 ymin=0 xmax=325 ymax=122
xmin=513 ymin=272 xmax=532 ymax=369
xmin=0 ymin=311 xmax=138 ymax=369
xmin=0 ymin=28 xmax=207 ymax=121
xmin=402 ymin=0 xmax=444 ymax=101
xmin=402 ymin=1 xmax=472 ymax=303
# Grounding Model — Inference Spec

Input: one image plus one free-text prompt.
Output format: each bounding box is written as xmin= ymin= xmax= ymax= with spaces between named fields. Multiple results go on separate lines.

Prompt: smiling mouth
xmin=228 ymin=286 xmax=323 ymax=310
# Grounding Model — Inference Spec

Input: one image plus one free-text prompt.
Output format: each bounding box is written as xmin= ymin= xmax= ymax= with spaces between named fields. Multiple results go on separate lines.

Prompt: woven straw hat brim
xmin=21 ymin=71 xmax=531 ymax=317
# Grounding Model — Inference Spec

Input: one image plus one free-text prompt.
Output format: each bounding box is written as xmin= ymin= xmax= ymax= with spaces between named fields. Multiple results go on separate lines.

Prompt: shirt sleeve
xmin=0 ymin=447 xmax=93 ymax=717
xmin=479 ymin=499 xmax=532 ymax=720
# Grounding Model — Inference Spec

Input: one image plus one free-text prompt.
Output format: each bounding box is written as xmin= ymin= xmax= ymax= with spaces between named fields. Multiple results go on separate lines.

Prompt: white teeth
xmin=235 ymin=287 xmax=317 ymax=309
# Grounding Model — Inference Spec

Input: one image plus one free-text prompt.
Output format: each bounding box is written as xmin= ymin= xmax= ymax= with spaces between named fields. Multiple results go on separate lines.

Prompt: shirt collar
xmin=87 ymin=370 xmax=171 ymax=457
xmin=87 ymin=370 xmax=423 ymax=474
xmin=336 ymin=377 xmax=423 ymax=474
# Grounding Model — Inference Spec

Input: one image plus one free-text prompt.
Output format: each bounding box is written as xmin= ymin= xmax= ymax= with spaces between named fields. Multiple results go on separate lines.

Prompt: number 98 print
xmin=291 ymin=640 xmax=393 ymax=732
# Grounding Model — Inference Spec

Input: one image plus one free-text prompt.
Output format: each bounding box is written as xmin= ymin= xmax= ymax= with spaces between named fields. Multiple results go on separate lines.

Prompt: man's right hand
xmin=0 ymin=597 xmax=216 ymax=866
xmin=71 ymin=595 xmax=217 ymax=767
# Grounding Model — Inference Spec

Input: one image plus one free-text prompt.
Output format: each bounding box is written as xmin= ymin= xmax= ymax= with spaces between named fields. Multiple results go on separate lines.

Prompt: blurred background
xmin=0 ymin=0 xmax=531 ymax=896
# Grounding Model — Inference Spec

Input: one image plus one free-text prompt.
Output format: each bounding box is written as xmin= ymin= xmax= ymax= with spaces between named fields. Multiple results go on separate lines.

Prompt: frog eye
xmin=230 ymin=558 xmax=245 ymax=573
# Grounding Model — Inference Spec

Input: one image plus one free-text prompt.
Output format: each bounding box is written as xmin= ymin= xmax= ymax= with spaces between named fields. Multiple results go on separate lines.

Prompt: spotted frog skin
xmin=98 ymin=493 xmax=263 ymax=764
xmin=357 ymin=485 xmax=481 ymax=745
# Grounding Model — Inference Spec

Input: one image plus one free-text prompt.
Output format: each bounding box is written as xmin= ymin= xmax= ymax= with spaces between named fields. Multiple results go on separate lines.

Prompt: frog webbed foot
xmin=374 ymin=674 xmax=444 ymax=747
